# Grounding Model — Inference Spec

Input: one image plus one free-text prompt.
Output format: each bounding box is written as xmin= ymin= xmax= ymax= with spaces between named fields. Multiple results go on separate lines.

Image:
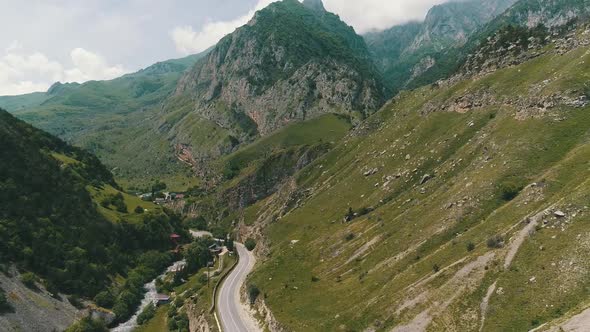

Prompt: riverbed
xmin=110 ymin=260 xmax=185 ymax=332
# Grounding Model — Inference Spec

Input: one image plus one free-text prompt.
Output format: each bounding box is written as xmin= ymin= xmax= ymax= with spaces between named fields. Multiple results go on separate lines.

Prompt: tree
xmin=94 ymin=290 xmax=114 ymax=308
xmin=466 ymin=242 xmax=476 ymax=252
xmin=112 ymin=193 xmax=127 ymax=213
xmin=112 ymin=301 xmax=130 ymax=321
xmin=248 ymin=284 xmax=260 ymax=304
xmin=244 ymin=238 xmax=256 ymax=251
xmin=151 ymin=181 xmax=167 ymax=196
xmin=134 ymin=206 xmax=144 ymax=214
xmin=226 ymin=237 xmax=235 ymax=252
xmin=185 ymin=239 xmax=213 ymax=274
xmin=185 ymin=216 xmax=207 ymax=230
xmin=137 ymin=303 xmax=156 ymax=325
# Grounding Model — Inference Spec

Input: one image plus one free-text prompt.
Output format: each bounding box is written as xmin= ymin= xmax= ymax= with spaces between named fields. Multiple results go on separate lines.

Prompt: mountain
xmin=408 ymin=0 xmax=590 ymax=89
xmin=165 ymin=0 xmax=385 ymax=170
xmin=0 ymin=53 xmax=206 ymax=190
xmin=1 ymin=0 xmax=384 ymax=190
xmin=365 ymin=0 xmax=517 ymax=93
xmin=211 ymin=1 xmax=590 ymax=331
xmin=0 ymin=109 xmax=187 ymax=331
xmin=5 ymin=0 xmax=590 ymax=330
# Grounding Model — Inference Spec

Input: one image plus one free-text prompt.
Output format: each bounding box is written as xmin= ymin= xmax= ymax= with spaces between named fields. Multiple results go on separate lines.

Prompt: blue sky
xmin=0 ymin=0 xmax=449 ymax=95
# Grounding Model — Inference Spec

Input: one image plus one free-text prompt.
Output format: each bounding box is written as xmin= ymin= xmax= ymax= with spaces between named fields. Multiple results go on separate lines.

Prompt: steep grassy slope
xmin=0 ymin=54 xmax=205 ymax=190
xmin=244 ymin=26 xmax=590 ymax=331
xmin=175 ymin=114 xmax=353 ymax=240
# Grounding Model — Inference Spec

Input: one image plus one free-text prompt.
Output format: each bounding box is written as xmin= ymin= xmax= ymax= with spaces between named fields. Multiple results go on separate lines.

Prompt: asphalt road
xmin=218 ymin=243 xmax=258 ymax=332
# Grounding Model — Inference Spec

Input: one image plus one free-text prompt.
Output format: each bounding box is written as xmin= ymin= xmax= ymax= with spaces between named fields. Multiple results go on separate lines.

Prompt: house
xmin=154 ymin=294 xmax=170 ymax=306
xmin=175 ymin=194 xmax=185 ymax=200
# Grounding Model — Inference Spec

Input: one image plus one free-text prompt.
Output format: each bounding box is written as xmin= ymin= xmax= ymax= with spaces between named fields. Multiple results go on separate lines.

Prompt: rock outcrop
xmin=173 ymin=0 xmax=384 ymax=141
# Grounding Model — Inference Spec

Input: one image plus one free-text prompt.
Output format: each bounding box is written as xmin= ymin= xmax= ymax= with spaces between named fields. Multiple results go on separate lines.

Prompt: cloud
xmin=170 ymin=0 xmax=450 ymax=55
xmin=324 ymin=0 xmax=451 ymax=33
xmin=0 ymin=47 xmax=128 ymax=95
xmin=64 ymin=48 xmax=127 ymax=83
xmin=171 ymin=0 xmax=278 ymax=55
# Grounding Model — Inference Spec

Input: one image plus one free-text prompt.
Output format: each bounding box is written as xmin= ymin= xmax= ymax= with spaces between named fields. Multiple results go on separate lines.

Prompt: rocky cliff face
xmin=173 ymin=0 xmax=384 ymax=139
xmin=365 ymin=0 xmax=517 ymax=92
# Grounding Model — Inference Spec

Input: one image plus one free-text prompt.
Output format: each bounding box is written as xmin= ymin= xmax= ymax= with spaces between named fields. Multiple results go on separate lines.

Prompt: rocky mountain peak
xmin=171 ymin=0 xmax=384 ymax=164
xmin=303 ymin=0 xmax=326 ymax=12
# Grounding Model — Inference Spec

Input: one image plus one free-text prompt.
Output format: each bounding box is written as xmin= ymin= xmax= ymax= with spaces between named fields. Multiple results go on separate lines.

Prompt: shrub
xmin=44 ymin=280 xmax=60 ymax=298
xmin=0 ymin=288 xmax=12 ymax=312
xmin=94 ymin=290 xmax=114 ymax=308
xmin=112 ymin=301 xmax=130 ymax=321
xmin=311 ymin=276 xmax=320 ymax=282
xmin=244 ymin=238 xmax=257 ymax=251
xmin=65 ymin=317 xmax=107 ymax=332
xmin=499 ymin=181 xmax=523 ymax=201
xmin=112 ymin=193 xmax=127 ymax=213
xmin=433 ymin=264 xmax=440 ymax=273
xmin=100 ymin=198 xmax=111 ymax=208
xmin=137 ymin=304 xmax=156 ymax=325
xmin=167 ymin=317 xmax=178 ymax=330
xmin=151 ymin=181 xmax=167 ymax=194
xmin=466 ymin=242 xmax=476 ymax=252
xmin=134 ymin=206 xmax=144 ymax=214
xmin=345 ymin=233 xmax=355 ymax=241
xmin=20 ymin=272 xmax=37 ymax=289
xmin=487 ymin=235 xmax=504 ymax=249
xmin=68 ymin=295 xmax=85 ymax=309
xmin=248 ymin=285 xmax=260 ymax=304
xmin=345 ymin=207 xmax=354 ymax=221
xmin=176 ymin=313 xmax=189 ymax=331
xmin=198 ymin=273 xmax=208 ymax=285
xmin=185 ymin=216 xmax=207 ymax=230
xmin=100 ymin=193 xmax=127 ymax=212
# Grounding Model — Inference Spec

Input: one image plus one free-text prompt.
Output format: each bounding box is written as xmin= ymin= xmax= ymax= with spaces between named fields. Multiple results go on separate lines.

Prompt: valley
xmin=2 ymin=0 xmax=590 ymax=331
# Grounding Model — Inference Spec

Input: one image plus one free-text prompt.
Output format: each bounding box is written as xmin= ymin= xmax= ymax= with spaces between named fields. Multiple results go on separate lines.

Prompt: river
xmin=110 ymin=260 xmax=186 ymax=332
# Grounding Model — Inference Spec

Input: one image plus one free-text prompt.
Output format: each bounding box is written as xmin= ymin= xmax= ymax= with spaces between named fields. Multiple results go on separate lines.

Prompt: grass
xmin=243 ymin=37 xmax=590 ymax=331
xmin=87 ymin=184 xmax=161 ymax=223
xmin=135 ymin=305 xmax=169 ymax=332
xmin=51 ymin=152 xmax=80 ymax=165
xmin=217 ymin=113 xmax=352 ymax=179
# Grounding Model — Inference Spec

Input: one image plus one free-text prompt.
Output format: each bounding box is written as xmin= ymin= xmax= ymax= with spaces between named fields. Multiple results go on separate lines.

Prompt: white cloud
xmin=324 ymin=0 xmax=450 ymax=33
xmin=64 ymin=48 xmax=127 ymax=83
xmin=0 ymin=47 xmax=128 ymax=95
xmin=171 ymin=0 xmax=278 ymax=55
xmin=171 ymin=0 xmax=449 ymax=55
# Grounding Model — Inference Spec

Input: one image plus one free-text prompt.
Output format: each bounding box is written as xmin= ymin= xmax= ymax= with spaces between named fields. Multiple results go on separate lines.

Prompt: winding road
xmin=217 ymin=243 xmax=260 ymax=332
